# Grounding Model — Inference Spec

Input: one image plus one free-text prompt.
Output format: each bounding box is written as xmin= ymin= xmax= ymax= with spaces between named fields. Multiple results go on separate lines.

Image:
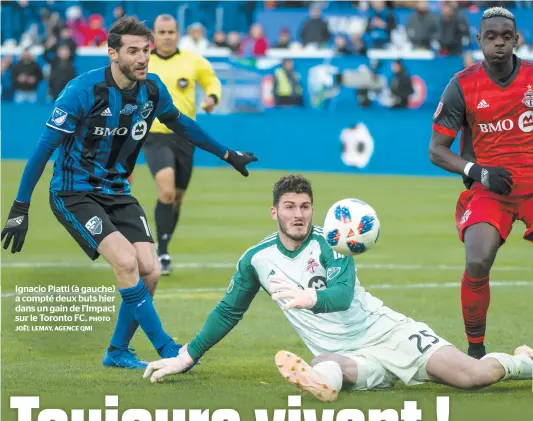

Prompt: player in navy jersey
xmin=1 ymin=16 xmax=257 ymax=369
xmin=430 ymin=7 xmax=533 ymax=359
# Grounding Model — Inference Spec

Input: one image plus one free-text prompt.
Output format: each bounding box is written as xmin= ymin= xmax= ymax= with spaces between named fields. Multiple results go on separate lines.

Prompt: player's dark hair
xmin=480 ymin=6 xmax=516 ymax=31
xmin=273 ymin=175 xmax=313 ymax=206
xmin=108 ymin=16 xmax=154 ymax=50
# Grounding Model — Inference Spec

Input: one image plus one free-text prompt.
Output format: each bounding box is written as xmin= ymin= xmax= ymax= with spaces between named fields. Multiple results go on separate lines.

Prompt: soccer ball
xmin=322 ymin=198 xmax=380 ymax=256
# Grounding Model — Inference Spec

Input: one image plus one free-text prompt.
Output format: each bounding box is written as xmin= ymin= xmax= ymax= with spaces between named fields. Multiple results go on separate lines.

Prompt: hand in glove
xmin=143 ymin=349 xmax=195 ymax=383
xmin=270 ymin=276 xmax=317 ymax=311
xmin=467 ymin=164 xmax=513 ymax=196
xmin=224 ymin=150 xmax=258 ymax=177
xmin=2 ymin=201 xmax=29 ymax=253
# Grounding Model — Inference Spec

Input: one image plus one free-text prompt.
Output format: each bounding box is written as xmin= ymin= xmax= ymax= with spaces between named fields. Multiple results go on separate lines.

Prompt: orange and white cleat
xmin=275 ymin=350 xmax=338 ymax=402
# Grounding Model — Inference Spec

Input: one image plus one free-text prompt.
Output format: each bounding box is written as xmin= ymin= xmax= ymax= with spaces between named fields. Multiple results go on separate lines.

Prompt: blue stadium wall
xmin=2 ymin=55 xmax=467 ymax=177
xmin=2 ymin=104 xmax=459 ymax=177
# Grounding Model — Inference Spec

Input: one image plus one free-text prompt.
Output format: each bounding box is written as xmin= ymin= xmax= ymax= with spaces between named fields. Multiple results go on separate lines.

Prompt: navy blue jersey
xmin=15 ymin=65 xmax=228 ymax=204
xmin=46 ymin=66 xmax=179 ymax=194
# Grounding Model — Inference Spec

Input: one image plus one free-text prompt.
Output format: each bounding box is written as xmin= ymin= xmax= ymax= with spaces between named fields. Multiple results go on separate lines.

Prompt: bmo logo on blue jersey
xmin=92 ymin=120 xmax=148 ymax=140
xmin=93 ymin=127 xmax=128 ymax=136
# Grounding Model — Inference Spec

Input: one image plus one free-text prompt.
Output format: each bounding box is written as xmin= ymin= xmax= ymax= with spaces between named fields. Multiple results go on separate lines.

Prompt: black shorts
xmin=50 ymin=192 xmax=154 ymax=261
xmin=143 ymin=132 xmax=195 ymax=190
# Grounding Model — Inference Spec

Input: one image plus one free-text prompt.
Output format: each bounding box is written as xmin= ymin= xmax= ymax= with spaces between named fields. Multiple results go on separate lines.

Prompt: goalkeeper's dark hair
xmin=273 ymin=175 xmax=313 ymax=206
xmin=108 ymin=16 xmax=154 ymax=50
xmin=480 ymin=6 xmax=516 ymax=30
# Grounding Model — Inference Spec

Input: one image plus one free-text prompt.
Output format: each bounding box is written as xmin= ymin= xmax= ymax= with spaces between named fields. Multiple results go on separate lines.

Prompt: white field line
xmin=1 ymin=261 xmax=530 ymax=272
xmin=1 ymin=281 xmax=531 ymax=298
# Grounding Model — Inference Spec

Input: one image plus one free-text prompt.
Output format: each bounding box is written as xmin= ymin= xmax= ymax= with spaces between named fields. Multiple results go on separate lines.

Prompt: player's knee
xmin=155 ymin=168 xmax=176 ymax=204
xmin=466 ymin=256 xmax=492 ymax=277
xmin=158 ymin=186 xmax=176 ymax=204
xmin=113 ymin=251 xmax=138 ymax=276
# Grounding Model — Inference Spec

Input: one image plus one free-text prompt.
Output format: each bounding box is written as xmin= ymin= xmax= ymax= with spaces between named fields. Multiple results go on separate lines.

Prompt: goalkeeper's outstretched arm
xmin=144 ymin=259 xmax=261 ymax=382
xmin=186 ymin=299 xmax=250 ymax=359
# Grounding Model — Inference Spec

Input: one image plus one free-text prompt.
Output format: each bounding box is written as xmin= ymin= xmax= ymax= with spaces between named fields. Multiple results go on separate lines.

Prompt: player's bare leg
xmin=426 ymin=345 xmax=533 ymax=389
xmin=462 ymin=223 xmax=501 ymax=359
xmin=154 ymin=167 xmax=177 ymax=275
xmin=275 ymin=351 xmax=347 ymax=402
xmin=135 ymin=242 xmax=161 ymax=295
xmin=98 ymin=232 xmax=141 ymax=288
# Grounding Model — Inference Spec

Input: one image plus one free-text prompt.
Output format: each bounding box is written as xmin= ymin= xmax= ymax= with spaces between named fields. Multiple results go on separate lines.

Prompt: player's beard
xmin=278 ymin=216 xmax=312 ymax=242
xmin=119 ymin=61 xmax=140 ymax=83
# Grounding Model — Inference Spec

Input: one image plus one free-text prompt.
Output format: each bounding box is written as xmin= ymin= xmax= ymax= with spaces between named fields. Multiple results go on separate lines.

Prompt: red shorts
xmin=456 ymin=183 xmax=533 ymax=243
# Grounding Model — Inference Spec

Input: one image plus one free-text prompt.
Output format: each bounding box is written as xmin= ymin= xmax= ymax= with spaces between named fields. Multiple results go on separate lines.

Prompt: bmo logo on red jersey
xmin=478 ymin=119 xmax=514 ymax=133
xmin=478 ymin=111 xmax=533 ymax=133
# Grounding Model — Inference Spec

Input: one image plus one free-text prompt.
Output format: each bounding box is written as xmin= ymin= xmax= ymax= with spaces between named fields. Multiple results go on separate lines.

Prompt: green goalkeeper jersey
xmin=187 ymin=226 xmax=405 ymax=360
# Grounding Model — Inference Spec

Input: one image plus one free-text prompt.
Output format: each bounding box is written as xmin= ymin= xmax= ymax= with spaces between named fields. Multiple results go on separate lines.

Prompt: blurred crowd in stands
xmin=3 ymin=1 xmax=532 ymax=53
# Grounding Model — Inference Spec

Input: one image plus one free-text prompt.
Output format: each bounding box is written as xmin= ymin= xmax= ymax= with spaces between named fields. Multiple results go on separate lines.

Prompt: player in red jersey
xmin=429 ymin=7 xmax=533 ymax=359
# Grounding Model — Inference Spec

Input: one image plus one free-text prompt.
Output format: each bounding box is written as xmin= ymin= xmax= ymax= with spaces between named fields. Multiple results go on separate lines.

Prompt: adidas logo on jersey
xmin=477 ymin=99 xmax=489 ymax=109
xmin=100 ymin=107 xmax=112 ymax=116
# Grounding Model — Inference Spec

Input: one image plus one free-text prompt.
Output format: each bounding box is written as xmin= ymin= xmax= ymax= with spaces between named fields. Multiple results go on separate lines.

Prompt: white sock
xmin=482 ymin=352 xmax=533 ymax=380
xmin=313 ymin=361 xmax=343 ymax=391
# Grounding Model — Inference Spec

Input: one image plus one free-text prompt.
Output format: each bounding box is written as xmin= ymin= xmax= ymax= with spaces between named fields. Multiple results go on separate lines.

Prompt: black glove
xmin=2 ymin=201 xmax=30 ymax=253
xmin=224 ymin=150 xmax=258 ymax=177
xmin=468 ymin=164 xmax=513 ymax=196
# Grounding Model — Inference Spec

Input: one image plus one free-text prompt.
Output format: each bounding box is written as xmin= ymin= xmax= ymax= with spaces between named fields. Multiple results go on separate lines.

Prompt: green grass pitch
xmin=2 ymin=161 xmax=532 ymax=420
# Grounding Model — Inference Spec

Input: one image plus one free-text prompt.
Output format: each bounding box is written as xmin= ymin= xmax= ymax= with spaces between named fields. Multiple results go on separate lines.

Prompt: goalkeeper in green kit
xmin=145 ymin=175 xmax=533 ymax=401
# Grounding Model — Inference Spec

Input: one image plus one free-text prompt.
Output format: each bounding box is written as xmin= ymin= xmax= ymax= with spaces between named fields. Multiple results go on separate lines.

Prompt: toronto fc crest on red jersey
xmin=523 ymin=85 xmax=533 ymax=108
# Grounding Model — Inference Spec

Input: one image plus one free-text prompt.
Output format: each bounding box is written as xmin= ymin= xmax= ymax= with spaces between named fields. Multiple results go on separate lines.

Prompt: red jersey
xmin=433 ymin=56 xmax=533 ymax=197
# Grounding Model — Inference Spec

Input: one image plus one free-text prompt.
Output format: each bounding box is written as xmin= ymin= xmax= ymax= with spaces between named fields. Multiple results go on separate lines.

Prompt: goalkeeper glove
xmin=270 ymin=276 xmax=317 ymax=311
xmin=465 ymin=163 xmax=513 ymax=196
xmin=2 ymin=201 xmax=29 ymax=253
xmin=143 ymin=349 xmax=195 ymax=383
xmin=224 ymin=150 xmax=258 ymax=177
